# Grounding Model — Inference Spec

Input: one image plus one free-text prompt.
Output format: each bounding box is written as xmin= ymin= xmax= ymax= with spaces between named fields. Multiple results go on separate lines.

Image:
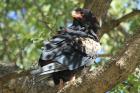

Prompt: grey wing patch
xmin=40 ymin=62 xmax=67 ymax=75
xmin=30 ymin=62 xmax=67 ymax=75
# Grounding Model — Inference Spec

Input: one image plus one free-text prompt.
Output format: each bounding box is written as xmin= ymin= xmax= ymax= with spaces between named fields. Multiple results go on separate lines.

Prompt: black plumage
xmin=37 ymin=8 xmax=101 ymax=86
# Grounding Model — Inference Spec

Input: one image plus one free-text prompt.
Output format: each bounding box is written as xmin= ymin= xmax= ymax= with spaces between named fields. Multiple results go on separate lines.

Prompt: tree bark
xmin=84 ymin=0 xmax=112 ymax=18
xmin=58 ymin=32 xmax=140 ymax=93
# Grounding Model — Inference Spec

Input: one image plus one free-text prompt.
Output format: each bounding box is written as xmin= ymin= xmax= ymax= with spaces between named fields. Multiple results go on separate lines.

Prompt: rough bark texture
xmin=84 ymin=0 xmax=112 ymax=18
xmin=58 ymin=32 xmax=140 ymax=93
xmin=0 ymin=0 xmax=140 ymax=93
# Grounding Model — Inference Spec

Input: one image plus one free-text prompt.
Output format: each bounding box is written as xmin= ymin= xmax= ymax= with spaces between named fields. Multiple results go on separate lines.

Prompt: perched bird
xmin=36 ymin=8 xmax=101 ymax=89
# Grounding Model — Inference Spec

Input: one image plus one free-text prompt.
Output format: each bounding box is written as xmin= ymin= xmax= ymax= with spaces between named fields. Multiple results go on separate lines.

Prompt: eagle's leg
xmin=57 ymin=74 xmax=76 ymax=90
xmin=70 ymin=74 xmax=76 ymax=81
xmin=57 ymin=79 xmax=64 ymax=90
xmin=53 ymin=70 xmax=76 ymax=90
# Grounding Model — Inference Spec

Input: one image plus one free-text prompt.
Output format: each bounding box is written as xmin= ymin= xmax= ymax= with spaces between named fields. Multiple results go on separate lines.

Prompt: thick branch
xmin=0 ymin=70 xmax=30 ymax=83
xmin=0 ymin=63 xmax=17 ymax=77
xmin=58 ymin=32 xmax=140 ymax=93
xmin=0 ymin=53 xmax=111 ymax=83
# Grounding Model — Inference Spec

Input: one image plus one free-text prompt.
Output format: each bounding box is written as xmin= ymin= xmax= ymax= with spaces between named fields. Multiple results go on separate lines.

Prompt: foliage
xmin=0 ymin=0 xmax=82 ymax=69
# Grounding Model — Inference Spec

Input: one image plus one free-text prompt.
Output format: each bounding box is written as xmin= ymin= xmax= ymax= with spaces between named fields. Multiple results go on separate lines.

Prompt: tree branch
xmin=0 ymin=63 xmax=17 ymax=77
xmin=0 ymin=70 xmax=30 ymax=83
xmin=117 ymin=10 xmax=140 ymax=24
xmin=0 ymin=54 xmax=111 ymax=83
xmin=99 ymin=10 xmax=140 ymax=38
xmin=58 ymin=31 xmax=140 ymax=93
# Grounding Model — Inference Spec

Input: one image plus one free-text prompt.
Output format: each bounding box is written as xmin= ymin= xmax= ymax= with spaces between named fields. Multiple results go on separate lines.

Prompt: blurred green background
xmin=0 ymin=0 xmax=140 ymax=92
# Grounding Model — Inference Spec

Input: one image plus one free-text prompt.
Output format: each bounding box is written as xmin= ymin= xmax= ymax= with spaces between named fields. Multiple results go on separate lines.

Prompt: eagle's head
xmin=71 ymin=8 xmax=100 ymax=33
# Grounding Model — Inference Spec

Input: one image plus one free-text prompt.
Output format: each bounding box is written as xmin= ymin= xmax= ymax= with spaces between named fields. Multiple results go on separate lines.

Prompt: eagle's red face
xmin=71 ymin=8 xmax=93 ymax=21
xmin=71 ymin=10 xmax=83 ymax=19
xmin=71 ymin=8 xmax=100 ymax=33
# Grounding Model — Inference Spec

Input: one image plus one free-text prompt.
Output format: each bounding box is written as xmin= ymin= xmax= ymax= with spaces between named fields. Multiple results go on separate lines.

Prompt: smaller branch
xmin=117 ymin=10 xmax=140 ymax=24
xmin=99 ymin=9 xmax=140 ymax=38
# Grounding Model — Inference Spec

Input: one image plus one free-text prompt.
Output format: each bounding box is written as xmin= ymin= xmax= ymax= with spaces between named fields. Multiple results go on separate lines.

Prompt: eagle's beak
xmin=71 ymin=10 xmax=82 ymax=19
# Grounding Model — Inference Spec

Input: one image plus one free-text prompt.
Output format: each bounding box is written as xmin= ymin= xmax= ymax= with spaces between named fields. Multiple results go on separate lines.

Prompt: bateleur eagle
xmin=32 ymin=8 xmax=101 ymax=88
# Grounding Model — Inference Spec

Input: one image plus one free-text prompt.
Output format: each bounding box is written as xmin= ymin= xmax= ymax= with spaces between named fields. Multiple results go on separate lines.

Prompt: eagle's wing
xmin=31 ymin=29 xmax=101 ymax=75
